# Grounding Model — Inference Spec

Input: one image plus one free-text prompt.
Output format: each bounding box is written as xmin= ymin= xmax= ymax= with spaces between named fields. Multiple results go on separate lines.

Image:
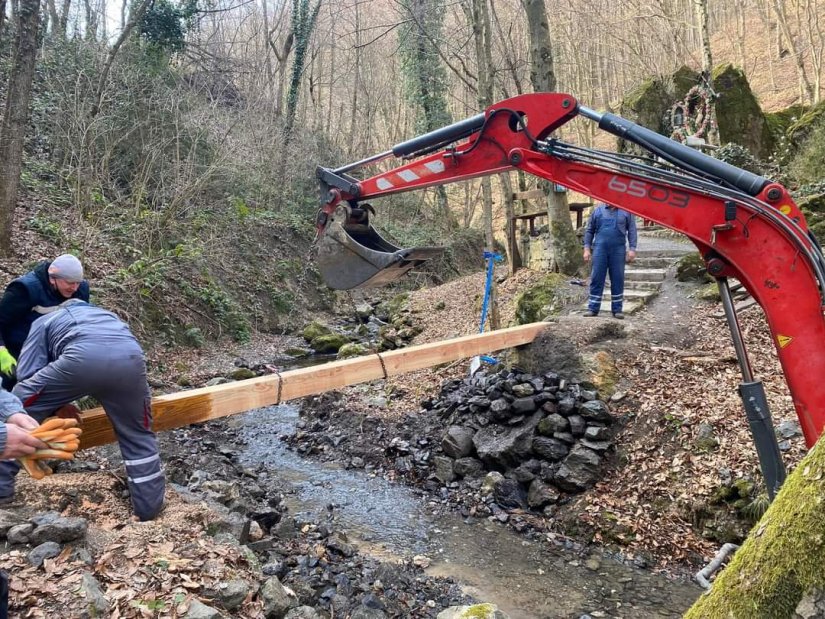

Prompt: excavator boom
xmin=315 ymin=93 xmax=825 ymax=485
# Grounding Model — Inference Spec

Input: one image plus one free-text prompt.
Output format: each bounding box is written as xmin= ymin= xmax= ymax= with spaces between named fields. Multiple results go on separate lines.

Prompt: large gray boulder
xmin=442 ymin=426 xmax=475 ymax=459
xmin=554 ymin=445 xmax=603 ymax=492
xmin=473 ymin=412 xmax=543 ymax=469
xmin=30 ymin=516 xmax=87 ymax=545
xmin=260 ymin=577 xmax=298 ymax=618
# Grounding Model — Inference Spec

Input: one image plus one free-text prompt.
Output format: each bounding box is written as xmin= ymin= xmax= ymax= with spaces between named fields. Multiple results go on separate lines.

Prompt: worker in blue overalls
xmin=583 ymin=202 xmax=638 ymax=319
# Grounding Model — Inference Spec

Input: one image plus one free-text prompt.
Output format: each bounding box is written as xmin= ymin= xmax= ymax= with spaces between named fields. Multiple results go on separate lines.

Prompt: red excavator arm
xmin=315 ymin=92 xmax=825 ymax=495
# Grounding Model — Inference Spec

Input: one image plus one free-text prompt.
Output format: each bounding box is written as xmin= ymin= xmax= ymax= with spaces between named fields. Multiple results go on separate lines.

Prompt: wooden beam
xmin=77 ymin=322 xmax=549 ymax=449
xmin=513 ymin=189 xmax=544 ymax=201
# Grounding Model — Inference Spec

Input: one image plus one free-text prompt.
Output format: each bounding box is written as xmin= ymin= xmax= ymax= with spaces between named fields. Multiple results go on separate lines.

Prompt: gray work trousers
xmin=4 ymin=350 xmax=165 ymax=521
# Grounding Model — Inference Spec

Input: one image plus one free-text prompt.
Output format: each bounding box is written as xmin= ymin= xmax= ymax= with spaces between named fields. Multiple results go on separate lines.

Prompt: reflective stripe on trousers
xmin=588 ymin=212 xmax=627 ymax=314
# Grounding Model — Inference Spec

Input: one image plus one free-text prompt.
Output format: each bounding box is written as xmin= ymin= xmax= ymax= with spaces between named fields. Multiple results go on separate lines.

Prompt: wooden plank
xmin=513 ymin=189 xmax=545 ymax=201
xmin=512 ymin=211 xmax=548 ymax=220
xmin=77 ymin=322 xmax=549 ymax=449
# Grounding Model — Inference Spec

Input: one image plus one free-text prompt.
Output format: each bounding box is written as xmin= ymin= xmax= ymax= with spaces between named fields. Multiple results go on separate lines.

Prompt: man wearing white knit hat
xmin=0 ymin=254 xmax=90 ymax=389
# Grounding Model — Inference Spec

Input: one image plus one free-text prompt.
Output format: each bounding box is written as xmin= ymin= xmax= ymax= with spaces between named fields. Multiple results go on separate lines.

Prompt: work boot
xmin=584 ymin=310 xmax=598 ymax=317
xmin=613 ymin=312 xmax=625 ymax=320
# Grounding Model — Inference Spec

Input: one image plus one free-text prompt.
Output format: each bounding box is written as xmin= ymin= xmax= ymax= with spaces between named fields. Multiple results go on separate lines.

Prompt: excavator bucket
xmin=317 ymin=204 xmax=444 ymax=290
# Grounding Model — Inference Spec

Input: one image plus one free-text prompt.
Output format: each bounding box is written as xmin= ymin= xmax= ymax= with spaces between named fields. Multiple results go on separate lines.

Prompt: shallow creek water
xmin=237 ymin=404 xmax=701 ymax=619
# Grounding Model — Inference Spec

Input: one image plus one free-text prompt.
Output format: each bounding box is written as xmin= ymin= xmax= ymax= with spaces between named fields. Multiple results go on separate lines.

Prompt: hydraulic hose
xmin=578 ymin=106 xmax=770 ymax=196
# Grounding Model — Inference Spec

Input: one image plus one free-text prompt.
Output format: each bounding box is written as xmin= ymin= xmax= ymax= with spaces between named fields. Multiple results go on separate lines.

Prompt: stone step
xmin=633 ymin=256 xmax=680 ymax=269
xmin=598 ymin=299 xmax=643 ymax=315
xmin=602 ymin=288 xmax=659 ymax=302
xmin=634 ymin=248 xmax=694 ymax=258
xmin=624 ymin=280 xmax=662 ymax=291
xmin=625 ymin=268 xmax=667 ymax=282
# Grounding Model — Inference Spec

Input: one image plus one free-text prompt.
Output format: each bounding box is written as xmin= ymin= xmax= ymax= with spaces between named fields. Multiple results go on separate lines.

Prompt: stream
xmin=237 ymin=403 xmax=702 ymax=619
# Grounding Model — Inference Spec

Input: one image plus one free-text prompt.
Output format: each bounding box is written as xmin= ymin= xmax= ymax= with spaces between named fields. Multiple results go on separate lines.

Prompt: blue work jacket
xmin=583 ymin=204 xmax=638 ymax=250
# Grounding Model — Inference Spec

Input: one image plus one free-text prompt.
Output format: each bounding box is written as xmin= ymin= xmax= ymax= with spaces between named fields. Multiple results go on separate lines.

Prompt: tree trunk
xmin=693 ymin=0 xmax=719 ymax=144
xmin=400 ymin=0 xmax=457 ymax=229
xmin=770 ymin=0 xmax=814 ymax=103
xmin=46 ymin=0 xmax=58 ymax=37
xmin=0 ymin=0 xmax=40 ymax=255
xmin=500 ymin=172 xmax=521 ymax=276
xmin=470 ymin=0 xmax=494 ymax=246
xmin=280 ymin=0 xmax=321 ymax=170
xmin=348 ymin=0 xmax=361 ymax=158
xmin=83 ymin=0 xmax=97 ymax=40
xmin=469 ymin=0 xmax=499 ymax=329
xmin=59 ymin=0 xmax=71 ymax=37
xmin=685 ymin=439 xmax=825 ymax=617
xmin=695 ymin=0 xmax=713 ymax=74
xmin=91 ymin=0 xmax=149 ymax=117
xmin=521 ymin=0 xmax=581 ymax=275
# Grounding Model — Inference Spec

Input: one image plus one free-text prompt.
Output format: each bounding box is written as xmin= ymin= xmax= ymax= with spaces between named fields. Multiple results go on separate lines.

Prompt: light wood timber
xmin=513 ymin=189 xmax=545 ymax=201
xmin=77 ymin=322 xmax=549 ymax=449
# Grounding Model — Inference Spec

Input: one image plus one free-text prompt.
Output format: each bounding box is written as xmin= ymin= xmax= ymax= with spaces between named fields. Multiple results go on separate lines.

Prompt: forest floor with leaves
xmin=273 ymin=251 xmax=806 ymax=574
xmin=0 ymin=234 xmax=808 ymax=617
xmin=144 ymin=245 xmax=807 ymax=574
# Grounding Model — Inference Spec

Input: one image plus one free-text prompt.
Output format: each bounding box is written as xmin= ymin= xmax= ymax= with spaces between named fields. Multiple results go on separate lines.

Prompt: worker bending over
xmin=0 ymin=300 xmax=164 ymax=520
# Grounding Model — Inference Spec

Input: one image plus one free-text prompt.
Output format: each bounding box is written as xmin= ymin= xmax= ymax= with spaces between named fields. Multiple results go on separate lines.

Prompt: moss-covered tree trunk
xmin=399 ymin=0 xmax=457 ymax=230
xmin=686 ymin=440 xmax=825 ymax=617
xmin=522 ymin=0 xmax=581 ymax=276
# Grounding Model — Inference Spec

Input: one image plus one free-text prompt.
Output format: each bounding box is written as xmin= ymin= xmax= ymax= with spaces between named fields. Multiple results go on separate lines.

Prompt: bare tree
xmin=522 ymin=0 xmax=581 ymax=276
xmin=769 ymin=0 xmax=814 ymax=102
xmin=694 ymin=0 xmax=713 ymax=73
xmin=92 ymin=0 xmax=151 ymax=117
xmin=0 ymin=0 xmax=41 ymax=253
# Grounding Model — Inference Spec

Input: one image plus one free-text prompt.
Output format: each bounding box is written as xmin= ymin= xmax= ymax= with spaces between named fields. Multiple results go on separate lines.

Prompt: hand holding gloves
xmin=19 ymin=417 xmax=82 ymax=480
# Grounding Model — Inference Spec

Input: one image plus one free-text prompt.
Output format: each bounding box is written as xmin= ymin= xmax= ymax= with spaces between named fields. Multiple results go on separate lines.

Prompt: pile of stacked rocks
xmin=423 ymin=367 xmax=616 ymax=512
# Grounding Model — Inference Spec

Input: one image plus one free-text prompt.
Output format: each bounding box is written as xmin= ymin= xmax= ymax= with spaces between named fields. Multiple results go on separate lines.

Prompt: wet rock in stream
xmin=160 ymin=424 xmax=472 ymax=617
xmin=294 ymin=367 xmax=617 ymax=534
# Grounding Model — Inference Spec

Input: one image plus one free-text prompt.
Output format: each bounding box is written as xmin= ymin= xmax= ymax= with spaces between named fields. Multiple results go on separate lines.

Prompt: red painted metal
xmin=320 ymin=93 xmax=825 ymax=447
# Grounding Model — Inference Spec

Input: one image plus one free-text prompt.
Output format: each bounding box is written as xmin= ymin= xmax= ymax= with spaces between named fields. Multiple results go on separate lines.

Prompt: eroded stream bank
xmin=229 ymin=404 xmax=701 ymax=618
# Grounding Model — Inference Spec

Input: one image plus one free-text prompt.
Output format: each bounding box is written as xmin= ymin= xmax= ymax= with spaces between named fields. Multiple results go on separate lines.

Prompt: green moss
xmin=676 ymin=253 xmax=710 ymax=282
xmin=694 ymin=436 xmax=719 ymax=453
xmin=383 ymin=293 xmax=410 ymax=322
xmin=302 ymin=320 xmax=331 ymax=342
xmin=788 ymin=100 xmax=825 ymax=147
xmin=230 ymin=368 xmax=256 ymax=380
xmin=798 ymin=194 xmax=825 ymax=214
xmin=733 ymin=478 xmax=755 ymax=498
xmin=809 ymin=219 xmax=825 ymax=245
xmin=686 ymin=441 xmax=825 ymax=617
xmin=513 ymin=273 xmax=569 ymax=324
xmin=766 ymin=104 xmax=809 ymax=145
xmin=789 ymin=121 xmax=825 ymax=184
xmin=455 ymin=603 xmax=499 ymax=618
xmin=336 ymin=342 xmax=367 ymax=359
xmin=672 ymin=66 xmax=701 ymax=100
xmin=618 ymin=77 xmax=673 ymax=154
xmin=696 ymin=282 xmax=720 ymax=301
xmin=712 ymin=64 xmax=774 ymax=159
xmin=310 ymin=333 xmax=349 ymax=354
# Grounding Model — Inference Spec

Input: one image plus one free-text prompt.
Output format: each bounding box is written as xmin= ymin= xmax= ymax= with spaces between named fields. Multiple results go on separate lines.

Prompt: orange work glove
xmin=18 ymin=418 xmax=82 ymax=480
